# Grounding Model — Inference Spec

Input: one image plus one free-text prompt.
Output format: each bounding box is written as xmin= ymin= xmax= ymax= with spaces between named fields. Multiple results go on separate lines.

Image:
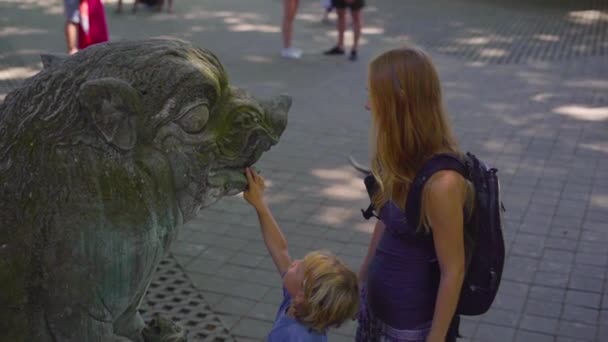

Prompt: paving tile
xmin=514 ymin=330 xmax=556 ymax=342
xmin=288 ymin=224 xmax=328 ymax=238
xmin=228 ymin=251 xmax=266 ymax=268
xmin=231 ymin=281 xmax=271 ymax=301
xmin=557 ymin=320 xmax=597 ymax=341
xmin=565 ymin=290 xmax=602 ymax=309
xmin=493 ymin=293 xmax=527 ymax=312
xmin=555 ymin=337 xmax=580 ymax=342
xmin=519 ymin=221 xmax=551 ymax=235
xmin=524 ymin=299 xmax=562 ymax=319
xmin=199 ymin=291 xmax=225 ymax=307
xmin=327 ymin=332 xmax=355 ymax=342
xmin=498 ymin=280 xmax=530 ymax=298
xmin=567 ymin=275 xmax=604 ymax=293
xmin=198 ymin=246 xmax=238 ymax=263
xmin=339 ymin=242 xmax=369 ymax=258
xmin=529 ymin=285 xmax=566 ymax=303
xmin=284 ymin=233 xmax=317 ymax=248
xmin=511 ymin=242 xmax=544 ymax=258
xmin=216 ymin=313 xmax=240 ymax=330
xmin=322 ymin=227 xmax=356 ymax=243
xmin=598 ymin=325 xmax=608 ymax=342
xmin=571 ymin=264 xmax=607 ymax=280
xmin=533 ymin=271 xmax=570 ymax=288
xmin=503 ymin=256 xmax=538 ymax=283
xmin=549 ymin=226 xmax=580 ymax=240
xmin=544 ymin=237 xmax=578 ymax=252
xmin=458 ymin=318 xmax=479 ymax=340
xmin=260 ymin=287 xmax=285 ymax=306
xmin=189 ymin=275 xmax=241 ymax=296
xmin=575 ymin=252 xmax=608 ymax=267
xmin=239 ymin=241 xmax=269 ymax=256
xmin=170 ymin=241 xmax=209 ymax=257
xmin=560 ymin=304 xmax=599 ymax=324
xmin=519 ymin=315 xmax=559 ymax=335
xmin=333 ymin=319 xmax=357 ymax=337
xmin=580 ymin=230 xmax=608 ymax=243
xmin=577 ymin=241 xmax=608 ymax=255
xmin=215 ymin=296 xmax=257 ymax=316
xmin=481 ymin=308 xmax=520 ymax=327
xmin=600 ymin=310 xmax=608 ymax=325
xmin=235 ymin=338 xmax=261 ymax=342
xmin=246 ymin=301 xmax=278 ymax=322
xmin=231 ymin=318 xmax=274 ymax=340
xmin=309 ymin=239 xmax=347 ymax=254
xmin=173 ymin=254 xmax=195 ymax=268
xmin=538 ymin=259 xmax=572 ymax=274
xmin=185 ymin=258 xmax=226 ymax=276
xmin=543 ymin=249 xmax=576 ymax=263
xmin=475 ymin=323 xmax=515 ymax=342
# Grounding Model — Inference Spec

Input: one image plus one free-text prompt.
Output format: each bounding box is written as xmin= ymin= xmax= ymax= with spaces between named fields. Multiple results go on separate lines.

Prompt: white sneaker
xmin=281 ymin=47 xmax=302 ymax=59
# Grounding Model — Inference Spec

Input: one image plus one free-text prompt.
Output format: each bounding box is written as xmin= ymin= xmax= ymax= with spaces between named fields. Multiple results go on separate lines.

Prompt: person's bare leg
xmin=324 ymin=7 xmax=346 ymax=55
xmin=64 ymin=21 xmax=78 ymax=55
xmin=282 ymin=0 xmax=298 ymax=49
xmin=351 ymin=9 xmax=362 ymax=52
xmin=153 ymin=0 xmax=163 ymax=12
xmin=166 ymin=0 xmax=173 ymax=13
xmin=336 ymin=8 xmax=346 ymax=49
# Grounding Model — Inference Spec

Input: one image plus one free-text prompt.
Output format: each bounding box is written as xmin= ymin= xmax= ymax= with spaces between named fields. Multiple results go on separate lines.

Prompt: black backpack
xmin=360 ymin=152 xmax=505 ymax=316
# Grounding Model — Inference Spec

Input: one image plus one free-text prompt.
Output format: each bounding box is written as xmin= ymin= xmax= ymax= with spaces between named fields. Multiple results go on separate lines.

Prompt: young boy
xmin=243 ymin=168 xmax=359 ymax=340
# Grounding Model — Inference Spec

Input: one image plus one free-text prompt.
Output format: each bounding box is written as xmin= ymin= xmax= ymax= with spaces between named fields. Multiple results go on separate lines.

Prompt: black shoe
xmin=324 ymin=46 xmax=345 ymax=55
xmin=349 ymin=50 xmax=358 ymax=61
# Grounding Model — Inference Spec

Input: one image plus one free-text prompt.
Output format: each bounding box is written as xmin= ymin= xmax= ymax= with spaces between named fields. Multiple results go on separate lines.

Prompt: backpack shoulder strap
xmin=406 ymin=153 xmax=470 ymax=226
xmin=361 ymin=174 xmax=380 ymax=220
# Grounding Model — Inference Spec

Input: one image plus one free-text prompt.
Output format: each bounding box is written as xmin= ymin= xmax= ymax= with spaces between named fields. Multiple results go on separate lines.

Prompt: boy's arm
xmin=244 ymin=168 xmax=292 ymax=275
xmin=254 ymin=204 xmax=292 ymax=275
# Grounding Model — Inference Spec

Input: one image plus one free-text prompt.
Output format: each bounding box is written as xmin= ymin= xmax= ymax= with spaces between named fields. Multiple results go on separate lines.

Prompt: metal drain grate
xmin=139 ymin=254 xmax=236 ymax=342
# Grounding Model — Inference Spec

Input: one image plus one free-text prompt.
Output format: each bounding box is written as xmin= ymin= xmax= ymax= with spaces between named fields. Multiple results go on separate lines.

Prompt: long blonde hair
xmin=368 ymin=46 xmax=458 ymax=224
xmin=289 ymin=251 xmax=359 ymax=332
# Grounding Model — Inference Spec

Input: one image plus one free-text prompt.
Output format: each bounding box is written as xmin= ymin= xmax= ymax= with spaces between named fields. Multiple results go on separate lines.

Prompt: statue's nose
xmin=230 ymin=86 xmax=290 ymax=139
xmin=266 ymin=95 xmax=290 ymax=137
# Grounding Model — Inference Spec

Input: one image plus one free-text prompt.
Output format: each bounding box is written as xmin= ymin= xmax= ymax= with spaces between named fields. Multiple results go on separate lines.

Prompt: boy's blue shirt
xmin=267 ymin=288 xmax=327 ymax=342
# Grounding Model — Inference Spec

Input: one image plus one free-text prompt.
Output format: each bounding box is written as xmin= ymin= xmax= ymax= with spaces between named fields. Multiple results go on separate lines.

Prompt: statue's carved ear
xmin=40 ymin=54 xmax=67 ymax=69
xmin=79 ymin=78 xmax=141 ymax=151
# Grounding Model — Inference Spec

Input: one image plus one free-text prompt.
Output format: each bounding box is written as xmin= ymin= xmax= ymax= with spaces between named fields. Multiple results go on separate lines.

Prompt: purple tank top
xmin=366 ymin=201 xmax=440 ymax=329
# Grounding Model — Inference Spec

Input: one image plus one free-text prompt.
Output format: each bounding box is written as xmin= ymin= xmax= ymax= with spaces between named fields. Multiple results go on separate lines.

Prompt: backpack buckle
xmin=361 ymin=204 xmax=378 ymax=220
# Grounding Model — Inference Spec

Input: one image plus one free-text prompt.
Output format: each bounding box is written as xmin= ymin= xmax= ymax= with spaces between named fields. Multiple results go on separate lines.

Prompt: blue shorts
xmin=64 ymin=0 xmax=80 ymax=24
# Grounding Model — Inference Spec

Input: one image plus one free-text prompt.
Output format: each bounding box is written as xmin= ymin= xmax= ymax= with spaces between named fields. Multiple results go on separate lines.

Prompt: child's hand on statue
xmin=244 ymin=167 xmax=267 ymax=210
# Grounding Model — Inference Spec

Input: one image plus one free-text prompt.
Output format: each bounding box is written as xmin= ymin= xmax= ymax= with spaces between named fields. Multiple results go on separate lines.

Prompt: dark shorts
xmin=332 ymin=0 xmax=365 ymax=10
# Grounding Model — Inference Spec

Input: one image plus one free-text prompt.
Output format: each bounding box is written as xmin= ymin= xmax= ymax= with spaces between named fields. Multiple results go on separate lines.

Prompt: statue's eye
xmin=177 ymin=105 xmax=209 ymax=134
xmin=235 ymin=113 xmax=260 ymax=126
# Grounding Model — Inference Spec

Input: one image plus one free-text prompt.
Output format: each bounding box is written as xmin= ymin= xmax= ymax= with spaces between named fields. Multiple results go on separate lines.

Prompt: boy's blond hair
xmin=288 ymin=250 xmax=359 ymax=332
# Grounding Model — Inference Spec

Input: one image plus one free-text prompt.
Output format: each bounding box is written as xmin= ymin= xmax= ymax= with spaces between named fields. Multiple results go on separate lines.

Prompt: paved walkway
xmin=1 ymin=0 xmax=607 ymax=341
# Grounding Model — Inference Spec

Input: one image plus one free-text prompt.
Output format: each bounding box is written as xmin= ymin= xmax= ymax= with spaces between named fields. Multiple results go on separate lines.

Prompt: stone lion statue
xmin=0 ymin=38 xmax=290 ymax=341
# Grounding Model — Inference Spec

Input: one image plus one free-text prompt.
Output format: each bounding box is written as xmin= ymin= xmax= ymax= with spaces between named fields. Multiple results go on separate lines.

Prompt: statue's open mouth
xmin=208 ymin=130 xmax=276 ymax=195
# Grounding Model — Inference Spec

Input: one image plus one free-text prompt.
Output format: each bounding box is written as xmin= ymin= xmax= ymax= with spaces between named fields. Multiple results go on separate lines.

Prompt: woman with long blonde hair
xmin=357 ymin=46 xmax=472 ymax=341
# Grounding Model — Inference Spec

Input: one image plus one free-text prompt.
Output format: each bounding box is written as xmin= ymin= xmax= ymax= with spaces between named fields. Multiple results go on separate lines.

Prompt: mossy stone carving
xmin=0 ymin=38 xmax=290 ymax=341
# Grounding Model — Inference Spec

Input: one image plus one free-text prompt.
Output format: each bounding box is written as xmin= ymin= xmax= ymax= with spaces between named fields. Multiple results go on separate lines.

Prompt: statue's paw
xmin=142 ymin=314 xmax=187 ymax=342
